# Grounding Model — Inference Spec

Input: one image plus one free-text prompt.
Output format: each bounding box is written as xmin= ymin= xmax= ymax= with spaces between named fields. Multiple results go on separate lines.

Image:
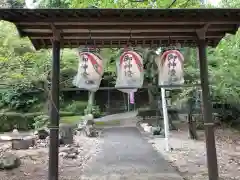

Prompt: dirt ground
xmin=147 ymin=122 xmax=240 ymax=180
xmin=0 ymin=113 xmax=138 ymax=180
xmin=0 ymin=135 xmax=102 ymax=180
xmin=1 ymin=117 xmax=240 ymax=180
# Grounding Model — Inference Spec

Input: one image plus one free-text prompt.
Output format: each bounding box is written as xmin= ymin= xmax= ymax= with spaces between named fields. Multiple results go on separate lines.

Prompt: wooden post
xmin=48 ymin=39 xmax=60 ymax=180
xmin=197 ymin=32 xmax=219 ymax=180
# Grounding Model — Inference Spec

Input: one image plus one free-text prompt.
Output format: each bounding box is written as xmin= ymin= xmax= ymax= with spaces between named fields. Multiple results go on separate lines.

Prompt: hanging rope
xmin=47 ymin=48 xmax=64 ymax=116
xmin=123 ymin=29 xmax=132 ymax=52
xmin=81 ymin=30 xmax=100 ymax=54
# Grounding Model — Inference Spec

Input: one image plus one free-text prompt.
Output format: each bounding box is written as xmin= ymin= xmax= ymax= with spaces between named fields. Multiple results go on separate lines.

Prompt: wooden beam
xmin=34 ymin=40 xmax=218 ymax=50
xmin=22 ymin=27 xmax=234 ymax=34
xmin=30 ymin=36 xmax=223 ymax=40
xmin=27 ymin=31 xmax=225 ymax=38
xmin=17 ymin=24 xmax=236 ymax=29
xmin=16 ymin=20 xmax=239 ymax=26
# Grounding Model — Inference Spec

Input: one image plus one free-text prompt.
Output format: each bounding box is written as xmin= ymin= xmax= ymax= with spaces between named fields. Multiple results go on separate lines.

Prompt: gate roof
xmin=0 ymin=8 xmax=239 ymax=49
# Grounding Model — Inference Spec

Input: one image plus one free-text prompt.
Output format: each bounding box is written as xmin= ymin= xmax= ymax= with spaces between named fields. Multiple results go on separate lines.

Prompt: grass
xmin=95 ymin=119 xmax=121 ymax=126
xmin=60 ymin=115 xmax=82 ymax=124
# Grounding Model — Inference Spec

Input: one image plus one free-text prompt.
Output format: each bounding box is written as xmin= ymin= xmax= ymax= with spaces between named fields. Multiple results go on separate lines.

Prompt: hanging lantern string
xmin=124 ymin=29 xmax=132 ymax=52
xmin=81 ymin=29 xmax=99 ymax=53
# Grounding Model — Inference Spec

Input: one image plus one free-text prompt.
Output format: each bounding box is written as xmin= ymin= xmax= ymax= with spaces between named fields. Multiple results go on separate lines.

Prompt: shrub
xmin=24 ymin=112 xmax=43 ymax=129
xmin=0 ymin=85 xmax=39 ymax=112
xmin=84 ymin=105 xmax=102 ymax=118
xmin=33 ymin=115 xmax=49 ymax=130
xmin=27 ymin=102 xmax=45 ymax=113
xmin=60 ymin=111 xmax=76 ymax=117
xmin=63 ymin=100 xmax=87 ymax=114
xmin=0 ymin=112 xmax=39 ymax=132
xmin=0 ymin=111 xmax=80 ymax=132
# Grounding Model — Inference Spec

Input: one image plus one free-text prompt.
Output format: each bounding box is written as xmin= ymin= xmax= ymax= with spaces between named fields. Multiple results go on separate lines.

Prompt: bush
xmin=63 ymin=101 xmax=87 ymax=114
xmin=84 ymin=105 xmax=102 ymax=118
xmin=60 ymin=111 xmax=76 ymax=117
xmin=33 ymin=115 xmax=49 ymax=130
xmin=0 ymin=112 xmax=39 ymax=132
xmin=0 ymin=111 xmax=80 ymax=132
xmin=0 ymin=85 xmax=39 ymax=112
xmin=27 ymin=102 xmax=45 ymax=113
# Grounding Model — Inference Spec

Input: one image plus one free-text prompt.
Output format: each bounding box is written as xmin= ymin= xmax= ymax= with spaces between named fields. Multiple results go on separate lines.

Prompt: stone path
xmin=81 ymin=127 xmax=183 ymax=180
xmin=94 ymin=111 xmax=138 ymax=122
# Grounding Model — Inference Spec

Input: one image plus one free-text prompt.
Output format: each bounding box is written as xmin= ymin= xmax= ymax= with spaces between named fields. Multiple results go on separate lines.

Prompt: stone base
xmin=85 ymin=125 xmax=98 ymax=137
xmin=12 ymin=136 xmax=35 ymax=150
xmin=59 ymin=123 xmax=74 ymax=145
xmin=0 ymin=152 xmax=21 ymax=170
xmin=36 ymin=129 xmax=49 ymax=139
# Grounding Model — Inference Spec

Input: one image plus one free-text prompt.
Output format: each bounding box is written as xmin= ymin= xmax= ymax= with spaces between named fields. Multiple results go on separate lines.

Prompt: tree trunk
xmin=123 ymin=92 xmax=127 ymax=111
xmin=188 ymin=113 xmax=198 ymax=139
xmin=188 ymin=96 xmax=198 ymax=140
xmin=147 ymin=84 xmax=154 ymax=105
xmin=168 ymin=110 xmax=177 ymax=130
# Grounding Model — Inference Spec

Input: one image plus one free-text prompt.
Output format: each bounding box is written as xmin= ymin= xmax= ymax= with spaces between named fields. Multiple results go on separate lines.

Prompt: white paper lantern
xmin=73 ymin=50 xmax=104 ymax=92
xmin=115 ymin=50 xmax=144 ymax=93
xmin=155 ymin=50 xmax=184 ymax=88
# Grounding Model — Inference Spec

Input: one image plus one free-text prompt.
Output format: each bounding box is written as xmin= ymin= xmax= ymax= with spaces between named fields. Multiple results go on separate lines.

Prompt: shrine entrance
xmin=1 ymin=8 xmax=239 ymax=180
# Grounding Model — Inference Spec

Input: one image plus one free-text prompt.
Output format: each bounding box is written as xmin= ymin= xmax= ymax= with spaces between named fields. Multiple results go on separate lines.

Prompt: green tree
xmin=69 ymin=0 xmax=199 ymax=8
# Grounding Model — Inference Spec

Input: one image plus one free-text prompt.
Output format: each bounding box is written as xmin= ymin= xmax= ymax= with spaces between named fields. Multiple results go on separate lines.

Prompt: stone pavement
xmin=82 ymin=127 xmax=183 ymax=180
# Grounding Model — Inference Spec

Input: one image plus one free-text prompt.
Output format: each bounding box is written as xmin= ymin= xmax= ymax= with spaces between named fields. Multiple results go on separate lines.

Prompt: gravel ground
xmin=145 ymin=122 xmax=240 ymax=180
xmin=0 ymin=112 xmax=138 ymax=180
xmin=0 ymin=124 xmax=182 ymax=180
xmin=0 ymin=135 xmax=102 ymax=180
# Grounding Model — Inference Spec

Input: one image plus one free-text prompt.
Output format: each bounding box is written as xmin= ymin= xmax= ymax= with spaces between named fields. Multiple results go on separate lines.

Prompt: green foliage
xmin=61 ymin=115 xmax=82 ymax=124
xmin=95 ymin=119 xmax=121 ymax=126
xmin=0 ymin=84 xmax=39 ymax=111
xmin=7 ymin=0 xmax=25 ymax=8
xmin=69 ymin=0 xmax=200 ymax=8
xmin=59 ymin=111 xmax=77 ymax=116
xmin=63 ymin=100 xmax=88 ymax=114
xmin=0 ymin=0 xmax=240 ymax=129
xmin=0 ymin=20 xmax=79 ymax=113
xmin=60 ymin=68 xmax=77 ymax=88
xmin=40 ymin=0 xmax=71 ymax=8
xmin=0 ymin=110 xmax=81 ymax=131
xmin=33 ymin=115 xmax=49 ymax=130
xmin=221 ymin=0 xmax=240 ymax=7
xmin=84 ymin=105 xmax=102 ymax=118
xmin=0 ymin=112 xmax=38 ymax=131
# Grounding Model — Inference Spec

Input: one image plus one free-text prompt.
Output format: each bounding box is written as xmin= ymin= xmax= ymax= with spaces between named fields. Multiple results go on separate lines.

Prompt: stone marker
xmin=12 ymin=136 xmax=35 ymax=150
xmin=35 ymin=128 xmax=49 ymax=139
xmin=0 ymin=152 xmax=21 ymax=170
xmin=59 ymin=123 xmax=74 ymax=145
xmin=83 ymin=114 xmax=98 ymax=137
